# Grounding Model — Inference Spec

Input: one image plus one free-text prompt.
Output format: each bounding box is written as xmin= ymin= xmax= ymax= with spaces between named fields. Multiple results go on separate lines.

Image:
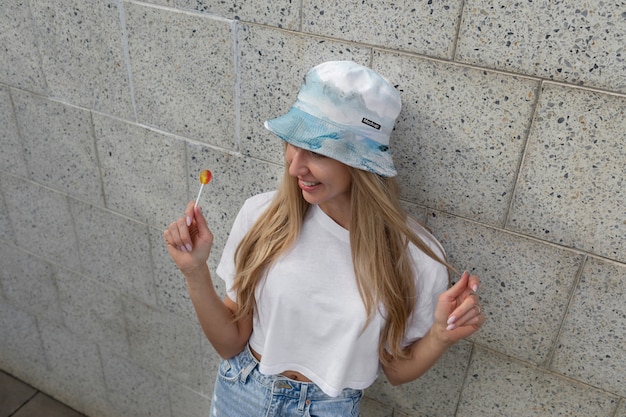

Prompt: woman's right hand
xmin=163 ymin=201 xmax=214 ymax=276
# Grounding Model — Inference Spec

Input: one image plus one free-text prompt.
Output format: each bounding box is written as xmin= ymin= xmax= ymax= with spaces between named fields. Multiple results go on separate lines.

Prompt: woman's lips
xmin=298 ymin=179 xmax=321 ymax=191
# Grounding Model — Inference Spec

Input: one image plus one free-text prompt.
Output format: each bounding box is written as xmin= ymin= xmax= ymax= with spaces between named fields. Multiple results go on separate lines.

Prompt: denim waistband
xmin=234 ymin=344 xmax=362 ymax=401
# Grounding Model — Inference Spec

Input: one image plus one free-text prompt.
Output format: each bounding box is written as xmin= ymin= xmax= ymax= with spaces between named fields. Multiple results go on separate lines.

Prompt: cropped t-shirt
xmin=216 ymin=191 xmax=449 ymax=397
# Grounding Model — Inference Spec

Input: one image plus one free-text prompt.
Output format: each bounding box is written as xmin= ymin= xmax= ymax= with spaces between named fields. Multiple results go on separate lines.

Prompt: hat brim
xmin=264 ymin=107 xmax=397 ymax=177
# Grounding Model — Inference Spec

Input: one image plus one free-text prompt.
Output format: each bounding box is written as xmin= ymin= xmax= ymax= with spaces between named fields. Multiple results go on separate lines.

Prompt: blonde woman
xmin=164 ymin=61 xmax=485 ymax=417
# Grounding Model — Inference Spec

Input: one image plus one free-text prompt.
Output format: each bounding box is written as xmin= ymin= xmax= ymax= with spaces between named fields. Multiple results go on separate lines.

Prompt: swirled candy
xmin=199 ymin=169 xmax=212 ymax=185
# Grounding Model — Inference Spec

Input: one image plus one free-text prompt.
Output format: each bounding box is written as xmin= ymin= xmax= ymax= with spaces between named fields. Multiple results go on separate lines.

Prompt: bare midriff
xmin=250 ymin=346 xmax=313 ymax=382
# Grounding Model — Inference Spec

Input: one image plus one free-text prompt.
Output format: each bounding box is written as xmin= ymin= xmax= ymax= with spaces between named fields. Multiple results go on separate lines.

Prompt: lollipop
xmin=194 ymin=169 xmax=212 ymax=208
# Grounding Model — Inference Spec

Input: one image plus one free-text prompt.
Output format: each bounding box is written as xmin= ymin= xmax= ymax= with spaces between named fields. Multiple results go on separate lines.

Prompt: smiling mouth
xmin=300 ymin=180 xmax=320 ymax=187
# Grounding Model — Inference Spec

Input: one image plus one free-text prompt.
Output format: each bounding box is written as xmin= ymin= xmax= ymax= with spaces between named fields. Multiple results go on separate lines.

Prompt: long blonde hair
xmin=232 ymin=164 xmax=454 ymax=365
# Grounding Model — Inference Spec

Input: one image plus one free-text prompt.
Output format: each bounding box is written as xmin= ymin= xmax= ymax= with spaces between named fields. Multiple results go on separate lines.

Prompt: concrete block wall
xmin=1 ymin=1 xmax=624 ymax=416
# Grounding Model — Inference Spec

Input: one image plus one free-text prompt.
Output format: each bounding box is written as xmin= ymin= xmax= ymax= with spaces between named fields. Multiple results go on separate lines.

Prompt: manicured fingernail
xmin=447 ymin=316 xmax=456 ymax=325
xmin=185 ymin=243 xmax=192 ymax=252
xmin=186 ymin=216 xmax=192 ymax=226
xmin=472 ymin=284 xmax=478 ymax=292
xmin=446 ymin=323 xmax=456 ymax=331
xmin=179 ymin=246 xmax=187 ymax=253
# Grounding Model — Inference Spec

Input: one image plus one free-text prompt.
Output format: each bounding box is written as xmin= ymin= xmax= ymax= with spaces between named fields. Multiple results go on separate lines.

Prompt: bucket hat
xmin=264 ymin=61 xmax=401 ymax=177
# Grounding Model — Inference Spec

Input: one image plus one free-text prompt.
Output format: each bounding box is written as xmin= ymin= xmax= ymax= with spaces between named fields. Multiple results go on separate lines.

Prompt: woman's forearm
xmin=382 ymin=326 xmax=452 ymax=386
xmin=184 ymin=263 xmax=251 ymax=359
xmin=384 ymin=272 xmax=485 ymax=385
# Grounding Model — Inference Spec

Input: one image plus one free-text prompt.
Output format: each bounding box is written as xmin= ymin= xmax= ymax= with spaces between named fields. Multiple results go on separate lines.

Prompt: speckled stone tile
xmin=427 ymin=210 xmax=584 ymax=365
xmin=177 ymin=0 xmax=300 ymax=29
xmin=0 ymin=299 xmax=48 ymax=384
xmin=366 ymin=342 xmax=472 ymax=416
xmin=0 ymin=175 xmax=80 ymax=271
xmin=168 ymin=380 xmax=212 ymax=417
xmin=0 ymin=87 xmax=28 ymax=177
xmin=38 ymin=321 xmax=109 ymax=415
xmin=303 ymin=0 xmax=463 ymax=59
xmin=0 ymin=189 xmax=16 ymax=244
xmin=616 ymin=401 xmax=626 ymax=417
xmin=149 ymin=225 xmax=197 ymax=321
xmin=30 ymin=0 xmax=133 ymax=118
xmin=100 ymin=350 xmax=171 ymax=417
xmin=237 ymin=23 xmax=372 ymax=165
xmin=550 ymin=257 xmax=626 ymax=397
xmin=187 ymin=142 xmax=283 ymax=273
xmin=457 ymin=347 xmax=619 ymax=417
xmin=0 ymin=244 xmax=62 ymax=323
xmin=361 ymin=397 xmax=393 ymax=417
xmin=457 ymin=1 xmax=626 ymax=93
xmin=69 ymin=199 xmax=156 ymax=305
xmin=126 ymin=3 xmax=235 ymax=147
xmin=124 ymin=298 xmax=203 ymax=389
xmin=507 ymin=83 xmax=626 ymax=263
xmin=199 ymin=336 xmax=222 ymax=396
xmin=373 ymin=51 xmax=539 ymax=226
xmin=0 ymin=0 xmax=47 ymax=93
xmin=56 ymin=269 xmax=129 ymax=356
xmin=12 ymin=90 xmax=104 ymax=206
xmin=391 ymin=409 xmax=411 ymax=417
xmin=143 ymin=0 xmax=175 ymax=6
xmin=401 ymin=201 xmax=428 ymax=224
xmin=93 ymin=114 xmax=188 ymax=228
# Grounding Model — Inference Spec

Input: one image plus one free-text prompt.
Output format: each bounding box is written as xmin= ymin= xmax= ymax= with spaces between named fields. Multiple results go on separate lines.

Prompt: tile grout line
xmin=117 ymin=0 xmax=138 ymax=122
xmin=1 ymin=371 xmax=87 ymax=417
xmin=10 ymin=393 xmax=39 ymax=417
xmin=543 ymin=255 xmax=588 ymax=369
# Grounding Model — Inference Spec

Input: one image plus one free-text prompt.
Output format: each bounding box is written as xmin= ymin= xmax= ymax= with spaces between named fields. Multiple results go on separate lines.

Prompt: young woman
xmin=164 ymin=61 xmax=485 ymax=416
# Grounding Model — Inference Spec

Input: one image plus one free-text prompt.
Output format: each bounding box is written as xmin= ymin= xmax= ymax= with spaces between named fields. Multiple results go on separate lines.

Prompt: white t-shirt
xmin=216 ymin=191 xmax=449 ymax=397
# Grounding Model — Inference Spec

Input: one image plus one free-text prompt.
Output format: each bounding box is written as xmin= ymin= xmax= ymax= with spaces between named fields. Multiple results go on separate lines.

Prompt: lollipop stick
xmin=194 ymin=183 xmax=205 ymax=209
xmin=193 ymin=170 xmax=212 ymax=210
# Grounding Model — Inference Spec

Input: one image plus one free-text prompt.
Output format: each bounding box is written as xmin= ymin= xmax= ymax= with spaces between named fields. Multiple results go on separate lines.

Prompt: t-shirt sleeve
xmin=216 ymin=192 xmax=276 ymax=302
xmin=402 ymin=232 xmax=450 ymax=346
xmin=215 ymin=206 xmax=248 ymax=302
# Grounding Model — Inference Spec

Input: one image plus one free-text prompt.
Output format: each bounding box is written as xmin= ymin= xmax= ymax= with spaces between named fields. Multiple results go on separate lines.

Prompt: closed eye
xmin=309 ymin=150 xmax=327 ymax=159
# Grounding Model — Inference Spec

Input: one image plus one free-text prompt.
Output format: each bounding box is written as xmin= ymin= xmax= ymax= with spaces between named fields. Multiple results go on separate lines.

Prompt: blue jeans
xmin=210 ymin=345 xmax=363 ymax=417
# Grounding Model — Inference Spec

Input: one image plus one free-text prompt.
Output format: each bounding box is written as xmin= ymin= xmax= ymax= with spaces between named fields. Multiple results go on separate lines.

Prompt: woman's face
xmin=285 ymin=143 xmax=352 ymax=227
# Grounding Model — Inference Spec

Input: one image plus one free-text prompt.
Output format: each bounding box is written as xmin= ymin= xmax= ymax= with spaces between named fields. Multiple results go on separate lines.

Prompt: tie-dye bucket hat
xmin=264 ymin=61 xmax=402 ymax=177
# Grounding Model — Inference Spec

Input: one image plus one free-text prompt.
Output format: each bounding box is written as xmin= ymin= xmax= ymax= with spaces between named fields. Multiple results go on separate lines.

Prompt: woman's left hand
xmin=433 ymin=271 xmax=485 ymax=345
xmin=382 ymin=270 xmax=486 ymax=385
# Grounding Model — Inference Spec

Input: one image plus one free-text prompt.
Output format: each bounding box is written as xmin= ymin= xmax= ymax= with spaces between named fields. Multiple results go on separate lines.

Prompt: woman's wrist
xmin=426 ymin=322 xmax=456 ymax=350
xmin=182 ymin=262 xmax=211 ymax=287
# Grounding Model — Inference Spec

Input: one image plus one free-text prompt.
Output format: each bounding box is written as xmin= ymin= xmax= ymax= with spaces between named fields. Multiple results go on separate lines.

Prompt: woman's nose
xmin=287 ymin=147 xmax=309 ymax=176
